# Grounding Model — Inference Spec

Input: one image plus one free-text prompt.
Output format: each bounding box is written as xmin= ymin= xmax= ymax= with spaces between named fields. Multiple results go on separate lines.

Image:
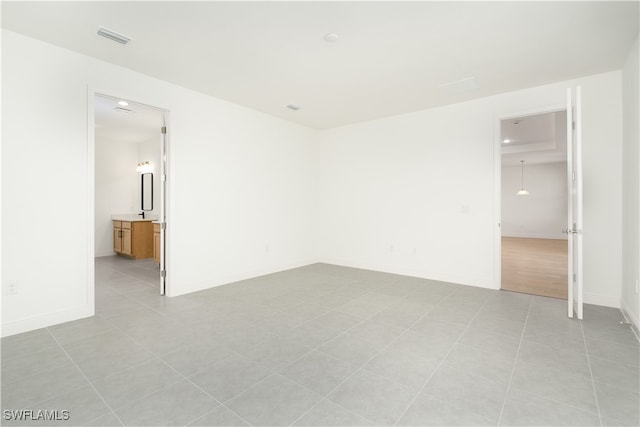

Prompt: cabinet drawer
xmin=113 ymin=220 xmax=122 ymax=228
xmin=121 ymin=221 xmax=132 ymax=229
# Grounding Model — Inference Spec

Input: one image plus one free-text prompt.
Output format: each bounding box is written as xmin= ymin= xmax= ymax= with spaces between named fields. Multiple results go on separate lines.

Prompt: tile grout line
xmin=155 ymin=359 xmax=254 ymax=427
xmin=579 ymin=319 xmax=604 ymax=427
xmin=190 ymin=310 xmax=381 ymax=426
xmin=97 ymin=261 xmax=159 ymax=289
xmin=390 ymin=292 xmax=501 ymax=426
xmin=44 ymin=328 xmax=126 ymax=427
xmin=495 ymin=297 xmax=534 ymax=427
xmin=91 ymin=309 xmax=248 ymax=427
xmin=195 ymin=286 xmax=414 ymax=425
xmin=12 ymin=263 xmax=588 ymax=426
xmin=105 ymin=320 xmax=254 ymax=427
xmin=288 ymin=287 xmax=463 ymax=426
xmin=7 ymin=329 xmax=162 ymax=414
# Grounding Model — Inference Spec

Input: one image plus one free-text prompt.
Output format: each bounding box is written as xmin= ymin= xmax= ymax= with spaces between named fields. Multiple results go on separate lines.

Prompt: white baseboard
xmin=620 ymin=302 xmax=640 ymax=339
xmin=1 ymin=304 xmax=94 ymax=338
xmin=316 ymin=258 xmax=497 ymax=290
xmin=95 ymin=250 xmax=116 ymax=258
xmin=170 ymin=258 xmax=321 ymax=297
xmin=583 ymin=292 xmax=620 ymax=308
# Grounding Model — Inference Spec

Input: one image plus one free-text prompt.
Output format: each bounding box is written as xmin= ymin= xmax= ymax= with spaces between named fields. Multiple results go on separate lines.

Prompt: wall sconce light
xmin=136 ymin=161 xmax=152 ymax=173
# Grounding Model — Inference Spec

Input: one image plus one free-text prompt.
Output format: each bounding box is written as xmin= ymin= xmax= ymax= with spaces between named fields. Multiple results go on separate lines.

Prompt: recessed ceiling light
xmin=118 ymin=100 xmax=129 ymax=106
xmin=97 ymin=26 xmax=132 ymax=45
xmin=503 ymin=139 xmax=511 ymax=144
xmin=286 ymin=104 xmax=301 ymax=111
xmin=323 ymin=33 xmax=339 ymax=42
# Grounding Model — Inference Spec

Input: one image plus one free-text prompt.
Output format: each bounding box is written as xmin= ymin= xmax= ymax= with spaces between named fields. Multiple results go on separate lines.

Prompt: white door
xmin=566 ymin=87 xmax=583 ymax=319
xmin=159 ymin=116 xmax=168 ymax=295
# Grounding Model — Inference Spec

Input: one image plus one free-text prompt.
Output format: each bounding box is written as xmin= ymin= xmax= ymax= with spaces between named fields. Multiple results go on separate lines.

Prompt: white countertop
xmin=111 ymin=214 xmax=158 ymax=222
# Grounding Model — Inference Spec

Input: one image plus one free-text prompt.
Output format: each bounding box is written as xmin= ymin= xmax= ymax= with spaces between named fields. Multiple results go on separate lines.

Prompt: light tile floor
xmin=2 ymin=257 xmax=638 ymax=426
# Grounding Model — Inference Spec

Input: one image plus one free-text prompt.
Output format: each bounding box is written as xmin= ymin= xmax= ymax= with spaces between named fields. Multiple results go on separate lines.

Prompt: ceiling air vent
xmin=97 ymin=26 xmax=132 ymax=45
xmin=286 ymin=104 xmax=302 ymax=111
xmin=439 ymin=77 xmax=478 ymax=96
xmin=113 ymin=107 xmax=133 ymax=114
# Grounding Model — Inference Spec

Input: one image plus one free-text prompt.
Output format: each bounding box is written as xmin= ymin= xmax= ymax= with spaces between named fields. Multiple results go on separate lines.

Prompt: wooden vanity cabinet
xmin=113 ymin=220 xmax=153 ymax=259
xmin=113 ymin=220 xmax=132 ymax=256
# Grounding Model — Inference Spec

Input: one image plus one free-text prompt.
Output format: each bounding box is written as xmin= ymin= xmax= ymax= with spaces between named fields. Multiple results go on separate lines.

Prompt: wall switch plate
xmin=7 ymin=281 xmax=18 ymax=295
xmin=635 ymin=279 xmax=639 ymax=294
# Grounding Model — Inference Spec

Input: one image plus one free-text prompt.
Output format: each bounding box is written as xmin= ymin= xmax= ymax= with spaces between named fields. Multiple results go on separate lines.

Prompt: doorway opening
xmin=93 ymin=93 xmax=169 ymax=297
xmin=500 ymin=109 xmax=569 ymax=299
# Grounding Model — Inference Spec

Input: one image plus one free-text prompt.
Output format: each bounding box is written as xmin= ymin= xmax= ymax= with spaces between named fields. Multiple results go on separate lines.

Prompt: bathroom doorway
xmin=499 ymin=109 xmax=569 ymax=299
xmin=92 ymin=93 xmax=169 ymax=297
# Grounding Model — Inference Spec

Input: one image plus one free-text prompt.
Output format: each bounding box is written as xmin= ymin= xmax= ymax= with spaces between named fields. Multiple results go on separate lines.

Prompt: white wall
xmin=1 ymin=30 xmax=318 ymax=336
xmin=621 ymin=35 xmax=640 ymax=328
xmin=317 ymin=71 xmax=623 ymax=307
xmin=95 ymin=138 xmax=139 ymax=257
xmin=501 ymin=162 xmax=568 ymax=240
xmin=0 ymin=28 xmax=628 ymax=336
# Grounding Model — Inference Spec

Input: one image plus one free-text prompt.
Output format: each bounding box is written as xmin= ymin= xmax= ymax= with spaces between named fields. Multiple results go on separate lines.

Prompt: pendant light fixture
xmin=517 ymin=160 xmax=530 ymax=196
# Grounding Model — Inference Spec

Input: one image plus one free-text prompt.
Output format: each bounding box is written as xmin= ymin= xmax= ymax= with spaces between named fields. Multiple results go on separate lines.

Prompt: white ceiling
xmin=501 ymin=110 xmax=567 ymax=166
xmin=95 ymin=95 xmax=164 ymax=144
xmin=2 ymin=1 xmax=638 ymax=129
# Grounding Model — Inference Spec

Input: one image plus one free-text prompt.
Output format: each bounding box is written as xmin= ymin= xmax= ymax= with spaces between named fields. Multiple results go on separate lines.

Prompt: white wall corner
xmin=621 ymin=300 xmax=640 ymax=335
xmin=583 ymin=292 xmax=620 ymax=309
xmin=168 ymin=258 xmax=321 ymax=297
xmin=317 ymin=258 xmax=498 ymax=290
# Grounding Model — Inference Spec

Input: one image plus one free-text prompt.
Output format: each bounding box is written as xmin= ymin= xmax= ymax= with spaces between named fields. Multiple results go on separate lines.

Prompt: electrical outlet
xmin=265 ymin=245 xmax=270 ymax=254
xmin=389 ymin=245 xmax=394 ymax=253
xmin=7 ymin=281 xmax=18 ymax=295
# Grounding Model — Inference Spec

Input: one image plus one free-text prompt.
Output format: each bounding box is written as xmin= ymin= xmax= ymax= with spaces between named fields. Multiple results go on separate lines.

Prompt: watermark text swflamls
xmin=3 ymin=409 xmax=70 ymax=421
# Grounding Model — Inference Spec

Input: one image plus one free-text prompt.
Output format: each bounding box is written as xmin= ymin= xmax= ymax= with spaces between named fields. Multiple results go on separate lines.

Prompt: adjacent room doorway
xmin=497 ymin=87 xmax=583 ymax=319
xmin=500 ymin=109 xmax=569 ymax=300
xmin=92 ymin=92 xmax=170 ymax=297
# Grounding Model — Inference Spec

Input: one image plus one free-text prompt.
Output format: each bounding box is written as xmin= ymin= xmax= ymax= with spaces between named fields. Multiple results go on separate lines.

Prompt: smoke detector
xmin=323 ymin=33 xmax=339 ymax=42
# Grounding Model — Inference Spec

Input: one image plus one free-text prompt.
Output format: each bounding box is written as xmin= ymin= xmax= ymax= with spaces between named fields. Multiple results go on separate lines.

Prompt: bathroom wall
xmin=94 ymin=137 xmax=139 ymax=257
xmin=94 ymin=135 xmax=161 ymax=258
xmin=137 ymin=137 xmax=162 ymax=219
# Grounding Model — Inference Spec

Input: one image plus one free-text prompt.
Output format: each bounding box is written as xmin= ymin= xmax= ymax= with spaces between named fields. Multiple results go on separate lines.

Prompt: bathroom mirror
xmin=141 ymin=173 xmax=153 ymax=211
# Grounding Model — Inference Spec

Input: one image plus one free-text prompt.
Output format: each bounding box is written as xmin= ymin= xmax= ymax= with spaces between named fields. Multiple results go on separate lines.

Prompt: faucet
xmin=138 ymin=211 xmax=145 ymax=219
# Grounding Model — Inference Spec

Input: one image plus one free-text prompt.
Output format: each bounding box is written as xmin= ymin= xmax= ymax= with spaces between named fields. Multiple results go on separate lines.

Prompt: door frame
xmin=87 ymin=87 xmax=172 ymax=302
xmin=493 ymin=103 xmax=567 ymax=291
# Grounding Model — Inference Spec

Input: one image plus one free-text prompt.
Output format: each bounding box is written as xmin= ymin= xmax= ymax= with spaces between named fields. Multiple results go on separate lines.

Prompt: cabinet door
xmin=153 ymin=231 xmax=160 ymax=263
xmin=121 ymin=229 xmax=132 ymax=256
xmin=113 ymin=227 xmax=122 ymax=252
